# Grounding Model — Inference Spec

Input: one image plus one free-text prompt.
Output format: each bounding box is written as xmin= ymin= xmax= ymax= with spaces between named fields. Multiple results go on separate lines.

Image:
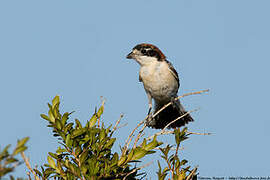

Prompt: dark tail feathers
xmin=147 ymin=101 xmax=193 ymax=129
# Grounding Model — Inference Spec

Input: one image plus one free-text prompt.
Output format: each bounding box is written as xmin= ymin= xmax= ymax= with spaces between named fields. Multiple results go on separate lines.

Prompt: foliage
xmin=157 ymin=128 xmax=197 ymax=180
xmin=0 ymin=137 xmax=29 ymax=179
xmin=0 ymin=95 xmax=202 ymax=179
xmin=35 ymin=96 xmax=163 ymax=179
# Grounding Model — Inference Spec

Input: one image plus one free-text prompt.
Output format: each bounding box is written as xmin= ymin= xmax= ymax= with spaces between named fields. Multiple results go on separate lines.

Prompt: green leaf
xmin=157 ymin=160 xmax=168 ymax=180
xmin=117 ymin=156 xmax=127 ymax=166
xmin=52 ymin=103 xmax=60 ymax=118
xmin=180 ymin=159 xmax=188 ymax=166
xmin=174 ymin=128 xmax=181 ymax=146
xmin=48 ymin=152 xmax=58 ymax=159
xmin=144 ymin=136 xmax=161 ymax=151
xmin=159 ymin=145 xmax=172 ymax=158
xmin=13 ymin=146 xmax=27 ymax=155
xmin=141 ymin=139 xmax=147 ymax=148
xmin=126 ymin=149 xmax=134 ymax=163
xmin=179 ymin=170 xmax=186 ymax=180
xmin=52 ymin=95 xmax=60 ymax=108
xmin=72 ymin=128 xmax=86 ymax=138
xmin=6 ymin=157 xmax=18 ymax=164
xmin=75 ymin=119 xmax=82 ymax=129
xmin=89 ymin=114 xmax=97 ymax=127
xmin=99 ymin=129 xmax=106 ymax=141
xmin=47 ymin=156 xmax=56 ymax=169
xmin=56 ymin=147 xmax=67 ymax=154
xmin=179 ymin=127 xmax=188 ymax=142
xmin=79 ymin=150 xmax=88 ymax=164
xmin=48 ymin=109 xmax=55 ymax=123
xmin=132 ymin=147 xmax=148 ymax=160
xmin=65 ymin=123 xmax=74 ymax=132
xmin=97 ymin=104 xmax=104 ymax=118
xmin=104 ymin=138 xmax=116 ymax=149
xmin=17 ymin=137 xmax=29 ymax=148
xmin=75 ymin=146 xmax=82 ymax=156
xmin=55 ymin=119 xmax=62 ymax=130
xmin=33 ymin=169 xmax=42 ymax=177
xmin=111 ymin=153 xmax=119 ymax=166
xmin=40 ymin=114 xmax=50 ymax=121
xmin=61 ymin=112 xmax=70 ymax=126
xmin=81 ymin=165 xmax=88 ymax=175
xmin=65 ymin=134 xmax=72 ymax=148
xmin=44 ymin=167 xmax=55 ymax=177
xmin=2 ymin=144 xmax=11 ymax=154
xmin=175 ymin=159 xmax=180 ymax=172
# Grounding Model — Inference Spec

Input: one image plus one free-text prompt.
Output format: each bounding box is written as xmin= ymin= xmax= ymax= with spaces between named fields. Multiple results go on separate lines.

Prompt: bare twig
xmin=154 ymin=146 xmax=184 ymax=151
xmin=147 ymin=130 xmax=174 ymax=141
xmin=187 ymin=131 xmax=211 ymax=136
xmin=146 ymin=109 xmax=197 ymax=142
xmin=115 ymin=123 xmax=128 ymax=130
xmin=110 ymin=114 xmax=123 ymax=138
xmin=186 ymin=166 xmax=198 ymax=180
xmin=132 ymin=123 xmax=147 ymax=149
xmin=123 ymin=161 xmax=153 ymax=180
xmin=71 ymin=151 xmax=86 ymax=180
xmin=146 ymin=129 xmax=211 ymax=141
xmin=123 ymin=89 xmax=209 ymax=154
xmin=152 ymin=89 xmax=209 ymax=119
xmin=163 ymin=109 xmax=199 ymax=130
xmin=172 ymin=139 xmax=180 ymax=177
xmin=123 ymin=116 xmax=147 ymax=155
xmin=21 ymin=152 xmax=40 ymax=180
xmin=162 ymin=151 xmax=174 ymax=177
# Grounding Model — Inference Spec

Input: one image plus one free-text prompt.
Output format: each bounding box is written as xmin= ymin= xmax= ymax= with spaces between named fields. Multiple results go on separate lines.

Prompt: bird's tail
xmin=147 ymin=100 xmax=194 ymax=129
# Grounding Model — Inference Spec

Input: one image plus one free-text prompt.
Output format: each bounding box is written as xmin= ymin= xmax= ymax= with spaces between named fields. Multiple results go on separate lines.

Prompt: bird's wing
xmin=166 ymin=60 xmax=180 ymax=88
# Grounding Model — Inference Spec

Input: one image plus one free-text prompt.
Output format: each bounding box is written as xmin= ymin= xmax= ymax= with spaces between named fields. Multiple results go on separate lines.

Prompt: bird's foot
xmin=171 ymin=97 xmax=178 ymax=109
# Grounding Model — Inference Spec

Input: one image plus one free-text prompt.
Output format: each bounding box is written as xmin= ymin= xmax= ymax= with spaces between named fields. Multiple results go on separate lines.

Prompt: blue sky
xmin=1 ymin=0 xmax=270 ymax=178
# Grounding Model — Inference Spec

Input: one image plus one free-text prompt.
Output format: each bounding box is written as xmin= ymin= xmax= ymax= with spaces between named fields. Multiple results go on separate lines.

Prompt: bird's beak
xmin=126 ymin=52 xmax=134 ymax=59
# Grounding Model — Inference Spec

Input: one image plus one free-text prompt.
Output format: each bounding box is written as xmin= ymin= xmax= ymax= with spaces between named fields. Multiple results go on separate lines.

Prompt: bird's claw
xmin=171 ymin=97 xmax=178 ymax=109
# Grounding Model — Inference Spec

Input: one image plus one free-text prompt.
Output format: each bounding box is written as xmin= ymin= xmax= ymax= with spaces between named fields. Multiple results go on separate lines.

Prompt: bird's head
xmin=126 ymin=43 xmax=166 ymax=66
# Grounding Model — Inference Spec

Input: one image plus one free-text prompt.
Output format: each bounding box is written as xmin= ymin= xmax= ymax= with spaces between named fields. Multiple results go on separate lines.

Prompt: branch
xmin=132 ymin=123 xmax=147 ymax=149
xmin=152 ymin=89 xmax=209 ymax=119
xmin=187 ymin=131 xmax=211 ymax=136
xmin=146 ymin=130 xmax=174 ymax=141
xmin=162 ymin=109 xmax=199 ymax=130
xmin=147 ymin=129 xmax=211 ymax=141
xmin=186 ymin=166 xmax=198 ymax=180
xmin=109 ymin=114 xmax=123 ymax=138
xmin=123 ymin=161 xmax=153 ymax=180
xmin=146 ymin=109 xmax=198 ymax=141
xmin=21 ymin=152 xmax=40 ymax=180
xmin=115 ymin=123 xmax=128 ymax=131
xmin=124 ymin=89 xmax=209 ymax=154
xmin=123 ymin=116 xmax=147 ymax=155
xmin=71 ymin=151 xmax=86 ymax=180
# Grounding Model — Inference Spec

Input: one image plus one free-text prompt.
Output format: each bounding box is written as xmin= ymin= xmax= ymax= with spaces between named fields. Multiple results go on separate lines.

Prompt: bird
xmin=126 ymin=43 xmax=193 ymax=129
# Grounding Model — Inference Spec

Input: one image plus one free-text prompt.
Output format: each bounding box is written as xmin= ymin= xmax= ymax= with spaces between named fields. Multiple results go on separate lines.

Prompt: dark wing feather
xmin=166 ymin=60 xmax=180 ymax=88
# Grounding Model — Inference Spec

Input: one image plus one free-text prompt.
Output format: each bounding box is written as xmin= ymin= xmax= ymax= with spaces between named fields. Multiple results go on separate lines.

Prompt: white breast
xmin=139 ymin=61 xmax=178 ymax=103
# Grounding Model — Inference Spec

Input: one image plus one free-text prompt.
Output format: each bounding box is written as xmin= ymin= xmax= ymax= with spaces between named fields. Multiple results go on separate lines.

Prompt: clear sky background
xmin=1 ymin=0 xmax=270 ymax=178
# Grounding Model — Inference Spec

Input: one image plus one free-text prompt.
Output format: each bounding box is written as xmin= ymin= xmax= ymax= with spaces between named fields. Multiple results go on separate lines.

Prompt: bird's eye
xmin=148 ymin=50 xmax=156 ymax=57
xmin=141 ymin=49 xmax=147 ymax=54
